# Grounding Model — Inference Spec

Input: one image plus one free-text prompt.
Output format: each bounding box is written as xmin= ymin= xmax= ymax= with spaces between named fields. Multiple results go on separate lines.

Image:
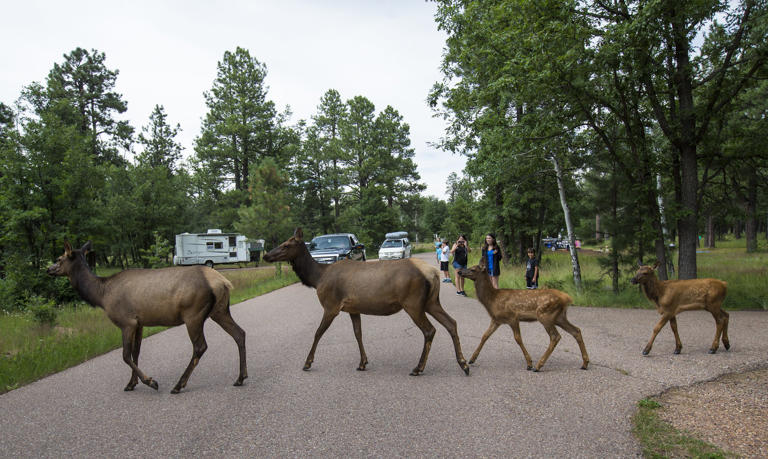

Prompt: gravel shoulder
xmin=655 ymin=367 xmax=768 ymax=458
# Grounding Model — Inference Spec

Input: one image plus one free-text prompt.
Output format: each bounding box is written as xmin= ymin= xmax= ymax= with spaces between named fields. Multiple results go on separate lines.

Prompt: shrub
xmin=28 ymin=295 xmax=58 ymax=327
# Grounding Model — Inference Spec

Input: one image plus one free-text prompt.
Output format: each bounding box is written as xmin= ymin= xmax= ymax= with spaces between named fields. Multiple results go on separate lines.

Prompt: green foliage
xmin=27 ymin=295 xmax=58 ymax=327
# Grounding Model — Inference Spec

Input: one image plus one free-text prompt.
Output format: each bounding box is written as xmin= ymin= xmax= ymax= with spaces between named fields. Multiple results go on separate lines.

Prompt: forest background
xmin=1 ymin=0 xmax=767 ymax=314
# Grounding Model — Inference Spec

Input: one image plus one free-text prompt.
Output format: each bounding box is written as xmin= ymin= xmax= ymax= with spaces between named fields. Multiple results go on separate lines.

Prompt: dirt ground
xmin=656 ymin=367 xmax=768 ymax=458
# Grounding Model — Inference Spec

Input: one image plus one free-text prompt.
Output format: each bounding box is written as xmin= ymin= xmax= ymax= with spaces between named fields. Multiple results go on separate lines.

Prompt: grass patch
xmin=455 ymin=238 xmax=767 ymax=310
xmin=0 ymin=264 xmax=298 ymax=394
xmin=632 ymin=398 xmax=734 ymax=458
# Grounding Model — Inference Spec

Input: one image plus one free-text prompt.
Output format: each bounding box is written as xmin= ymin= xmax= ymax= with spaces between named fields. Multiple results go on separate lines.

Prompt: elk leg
xmin=643 ymin=314 xmax=672 ymax=356
xmin=404 ymin=309 xmax=436 ymax=376
xmin=709 ymin=310 xmax=726 ymax=354
xmin=720 ymin=310 xmax=730 ymax=350
xmin=211 ymin=309 xmax=248 ymax=386
xmin=124 ymin=325 xmax=143 ymax=391
xmin=120 ymin=326 xmax=157 ymax=391
xmin=349 ymin=313 xmax=368 ymax=371
xmin=533 ymin=323 xmax=561 ymax=372
xmin=509 ymin=321 xmax=534 ymax=370
xmin=425 ymin=302 xmax=470 ymax=375
xmin=555 ymin=315 xmax=589 ymax=370
xmin=469 ymin=320 xmax=501 ymax=364
xmin=669 ymin=317 xmax=683 ymax=354
xmin=304 ymin=310 xmax=339 ymax=371
xmin=172 ymin=322 xmax=208 ymax=394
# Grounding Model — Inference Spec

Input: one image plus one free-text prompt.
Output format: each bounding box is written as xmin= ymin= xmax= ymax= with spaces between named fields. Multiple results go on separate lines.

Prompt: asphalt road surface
xmin=2 ymin=253 xmax=766 ymax=458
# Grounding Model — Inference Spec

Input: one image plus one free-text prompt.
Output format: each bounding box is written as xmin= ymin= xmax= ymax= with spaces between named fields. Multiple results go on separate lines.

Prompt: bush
xmin=28 ymin=295 xmax=58 ymax=327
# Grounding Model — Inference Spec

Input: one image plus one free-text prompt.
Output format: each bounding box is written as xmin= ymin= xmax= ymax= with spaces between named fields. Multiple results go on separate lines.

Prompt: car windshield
xmin=311 ymin=236 xmax=351 ymax=250
xmin=381 ymin=240 xmax=404 ymax=248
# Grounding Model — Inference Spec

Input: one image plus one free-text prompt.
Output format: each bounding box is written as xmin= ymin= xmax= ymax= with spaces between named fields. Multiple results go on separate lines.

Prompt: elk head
xmin=457 ymin=264 xmax=486 ymax=280
xmin=263 ymin=228 xmax=306 ymax=263
xmin=630 ymin=262 xmax=660 ymax=285
xmin=47 ymin=241 xmax=92 ymax=277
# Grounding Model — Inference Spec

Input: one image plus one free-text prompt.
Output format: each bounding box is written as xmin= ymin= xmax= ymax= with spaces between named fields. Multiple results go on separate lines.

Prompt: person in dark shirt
xmin=526 ymin=248 xmax=539 ymax=289
xmin=481 ymin=233 xmax=501 ymax=288
xmin=451 ymin=234 xmax=470 ymax=296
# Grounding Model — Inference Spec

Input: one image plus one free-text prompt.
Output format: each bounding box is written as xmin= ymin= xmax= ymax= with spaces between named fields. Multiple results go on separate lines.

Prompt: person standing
xmin=525 ymin=248 xmax=539 ymax=289
xmin=440 ymin=240 xmax=452 ymax=282
xmin=451 ymin=235 xmax=470 ymax=295
xmin=481 ymin=233 xmax=501 ymax=288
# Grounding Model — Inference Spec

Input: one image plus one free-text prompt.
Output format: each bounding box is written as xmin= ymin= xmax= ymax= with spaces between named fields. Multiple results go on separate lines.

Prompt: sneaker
xmin=460 ymin=291 xmax=467 ymax=296
xmin=456 ymin=290 xmax=463 ymax=295
xmin=442 ymin=278 xmax=451 ymax=283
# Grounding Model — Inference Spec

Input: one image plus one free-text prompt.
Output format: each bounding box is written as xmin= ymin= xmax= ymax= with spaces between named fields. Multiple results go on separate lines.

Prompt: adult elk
xmin=457 ymin=264 xmax=589 ymax=372
xmin=47 ymin=241 xmax=247 ymax=393
xmin=263 ymin=228 xmax=470 ymax=376
xmin=631 ymin=262 xmax=729 ymax=355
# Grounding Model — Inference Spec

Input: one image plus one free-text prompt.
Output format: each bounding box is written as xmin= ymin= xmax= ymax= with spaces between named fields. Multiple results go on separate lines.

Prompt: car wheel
xmin=204 ymin=260 xmax=214 ymax=268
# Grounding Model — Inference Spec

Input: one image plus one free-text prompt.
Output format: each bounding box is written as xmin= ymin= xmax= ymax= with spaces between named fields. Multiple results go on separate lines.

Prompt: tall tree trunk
xmin=657 ymin=174 xmax=675 ymax=277
xmin=611 ymin=167 xmax=619 ymax=294
xmin=595 ymin=214 xmax=601 ymax=241
xmin=677 ymin=145 xmax=698 ymax=279
xmin=550 ymin=153 xmax=582 ymax=290
xmin=706 ymin=213 xmax=715 ymax=248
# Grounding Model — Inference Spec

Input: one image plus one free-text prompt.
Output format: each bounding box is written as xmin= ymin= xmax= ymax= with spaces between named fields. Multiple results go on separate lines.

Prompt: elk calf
xmin=457 ymin=265 xmax=589 ymax=372
xmin=631 ymin=262 xmax=729 ymax=355
xmin=47 ymin=242 xmax=247 ymax=393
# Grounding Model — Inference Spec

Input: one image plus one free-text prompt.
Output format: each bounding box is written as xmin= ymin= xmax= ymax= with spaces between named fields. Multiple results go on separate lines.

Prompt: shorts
xmin=452 ymin=261 xmax=467 ymax=271
xmin=440 ymin=261 xmax=449 ymax=271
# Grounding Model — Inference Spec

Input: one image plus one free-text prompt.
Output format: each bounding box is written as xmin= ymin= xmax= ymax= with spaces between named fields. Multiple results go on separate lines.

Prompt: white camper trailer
xmin=173 ymin=230 xmax=261 ymax=267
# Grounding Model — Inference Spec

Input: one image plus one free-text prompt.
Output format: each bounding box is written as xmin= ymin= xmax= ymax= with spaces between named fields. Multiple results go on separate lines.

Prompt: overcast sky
xmin=0 ymin=0 xmax=465 ymax=199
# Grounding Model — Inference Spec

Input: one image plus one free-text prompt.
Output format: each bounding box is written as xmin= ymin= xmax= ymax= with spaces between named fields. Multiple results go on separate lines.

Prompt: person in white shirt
xmin=440 ymin=240 xmax=451 ymax=282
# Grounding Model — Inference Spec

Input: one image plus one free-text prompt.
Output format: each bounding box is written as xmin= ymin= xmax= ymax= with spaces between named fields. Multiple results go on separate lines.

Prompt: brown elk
xmin=262 ymin=228 xmax=470 ymax=376
xmin=631 ymin=262 xmax=729 ymax=355
xmin=47 ymin=241 xmax=247 ymax=393
xmin=457 ymin=264 xmax=589 ymax=372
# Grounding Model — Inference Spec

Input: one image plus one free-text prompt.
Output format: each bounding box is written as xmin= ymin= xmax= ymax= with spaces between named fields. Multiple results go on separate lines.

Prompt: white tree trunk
xmin=550 ymin=153 xmax=582 ymax=290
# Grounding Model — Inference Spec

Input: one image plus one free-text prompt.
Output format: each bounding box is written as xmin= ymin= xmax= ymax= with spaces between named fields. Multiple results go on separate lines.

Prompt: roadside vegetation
xmin=0 ymin=265 xmax=297 ymax=394
xmin=632 ymin=398 xmax=734 ymax=459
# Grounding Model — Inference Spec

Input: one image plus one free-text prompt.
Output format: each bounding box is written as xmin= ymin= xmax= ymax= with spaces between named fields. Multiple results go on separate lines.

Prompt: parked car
xmin=309 ymin=233 xmax=366 ymax=264
xmin=378 ymin=234 xmax=411 ymax=260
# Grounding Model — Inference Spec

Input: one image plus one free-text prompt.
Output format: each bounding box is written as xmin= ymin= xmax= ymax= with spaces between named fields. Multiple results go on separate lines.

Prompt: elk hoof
xmin=468 ymin=358 xmax=476 ymax=365
xmin=674 ymin=349 xmax=681 ymax=355
xmin=146 ymin=378 xmax=158 ymax=390
xmin=124 ymin=383 xmax=136 ymax=391
xmin=409 ymin=369 xmax=422 ymax=376
xmin=724 ymin=342 xmax=731 ymax=350
xmin=356 ymin=366 xmax=367 ymax=371
xmin=526 ymin=365 xmax=533 ymax=371
xmin=461 ymin=364 xmax=470 ymax=376
xmin=170 ymin=387 xmax=182 ymax=394
xmin=581 ymin=364 xmax=589 ymax=370
xmin=642 ymin=350 xmax=650 ymax=356
xmin=233 ymin=376 xmax=246 ymax=386
xmin=708 ymin=348 xmax=717 ymax=354
xmin=532 ymin=367 xmax=540 ymax=373
xmin=302 ymin=363 xmax=312 ymax=371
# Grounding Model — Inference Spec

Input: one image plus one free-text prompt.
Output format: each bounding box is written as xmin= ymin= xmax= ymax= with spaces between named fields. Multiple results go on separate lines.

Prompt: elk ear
xmin=652 ymin=261 xmax=660 ymax=270
xmin=64 ymin=241 xmax=73 ymax=257
xmin=81 ymin=241 xmax=92 ymax=255
xmin=294 ymin=228 xmax=304 ymax=242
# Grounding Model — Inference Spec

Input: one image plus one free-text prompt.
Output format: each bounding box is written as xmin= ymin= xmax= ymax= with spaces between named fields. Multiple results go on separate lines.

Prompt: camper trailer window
xmin=207 ymin=242 xmax=224 ymax=250
xmin=229 ymin=236 xmax=236 ymax=247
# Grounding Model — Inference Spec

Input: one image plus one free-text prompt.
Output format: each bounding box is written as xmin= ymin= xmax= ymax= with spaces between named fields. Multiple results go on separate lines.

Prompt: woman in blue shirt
xmin=481 ymin=233 xmax=501 ymax=288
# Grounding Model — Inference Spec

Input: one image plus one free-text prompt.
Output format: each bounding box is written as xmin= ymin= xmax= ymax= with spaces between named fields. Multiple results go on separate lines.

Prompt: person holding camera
xmin=451 ymin=235 xmax=470 ymax=295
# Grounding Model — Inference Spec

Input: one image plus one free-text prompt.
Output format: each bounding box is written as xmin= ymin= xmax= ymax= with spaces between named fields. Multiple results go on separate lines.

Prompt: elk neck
xmin=639 ymin=274 xmax=665 ymax=305
xmin=289 ymin=246 xmax=327 ymax=288
xmin=67 ymin=260 xmax=107 ymax=308
xmin=471 ymin=273 xmax=499 ymax=313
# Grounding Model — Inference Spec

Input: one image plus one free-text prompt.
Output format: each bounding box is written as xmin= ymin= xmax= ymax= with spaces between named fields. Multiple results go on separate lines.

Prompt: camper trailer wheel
xmin=204 ymin=260 xmax=214 ymax=268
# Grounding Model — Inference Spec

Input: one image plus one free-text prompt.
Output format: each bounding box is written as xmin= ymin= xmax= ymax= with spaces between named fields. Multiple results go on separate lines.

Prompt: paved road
xmin=2 ymin=253 xmax=767 ymax=458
